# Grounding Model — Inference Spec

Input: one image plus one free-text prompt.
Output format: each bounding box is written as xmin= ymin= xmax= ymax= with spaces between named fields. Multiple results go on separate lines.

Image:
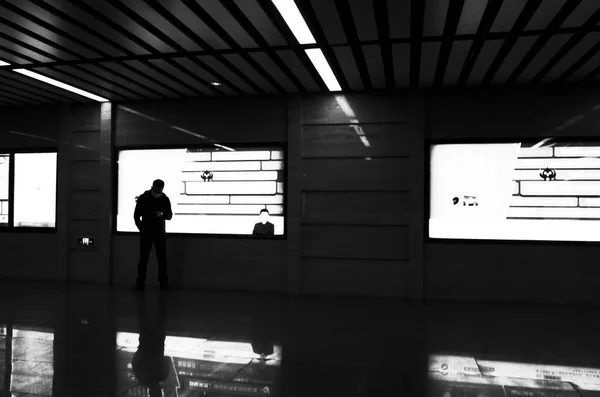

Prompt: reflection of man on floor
xmin=252 ymin=209 xmax=275 ymax=237
xmin=131 ymin=291 xmax=180 ymax=397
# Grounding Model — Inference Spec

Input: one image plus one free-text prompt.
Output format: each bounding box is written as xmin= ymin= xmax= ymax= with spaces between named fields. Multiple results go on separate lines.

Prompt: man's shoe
xmin=130 ymin=285 xmax=144 ymax=292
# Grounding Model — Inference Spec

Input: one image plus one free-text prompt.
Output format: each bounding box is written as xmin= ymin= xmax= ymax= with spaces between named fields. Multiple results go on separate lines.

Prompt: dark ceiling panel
xmin=567 ymin=50 xmax=600 ymax=82
xmin=348 ymin=0 xmax=378 ymax=41
xmin=122 ymin=60 xmax=196 ymax=97
xmin=276 ymin=50 xmax=321 ymax=92
xmin=34 ymin=67 xmax=124 ymax=101
xmin=562 ymin=0 xmax=600 ymax=28
xmin=363 ymin=45 xmax=386 ymax=89
xmin=309 ymin=0 xmax=347 ymax=45
xmin=4 ymin=0 xmax=123 ymax=57
xmin=121 ymin=0 xmax=202 ymax=52
xmin=0 ymin=49 xmax=31 ymax=65
xmin=420 ymin=42 xmax=441 ymax=86
xmin=0 ymin=6 xmax=98 ymax=59
xmin=197 ymin=55 xmax=256 ymax=94
xmin=249 ymin=52 xmax=298 ymax=92
xmin=524 ymin=0 xmax=567 ymax=31
xmin=0 ymin=80 xmax=50 ymax=103
xmin=489 ymin=0 xmax=528 ymax=33
xmin=0 ymin=24 xmax=77 ymax=62
xmin=0 ymin=90 xmax=38 ymax=104
xmin=443 ymin=40 xmax=472 ymax=85
xmin=516 ymin=34 xmax=572 ymax=83
xmin=222 ymin=53 xmax=277 ymax=93
xmin=55 ymin=65 xmax=145 ymax=100
xmin=387 ymin=0 xmax=411 ymax=39
xmin=44 ymin=0 xmax=151 ymax=55
xmin=491 ymin=36 xmax=537 ymax=84
xmin=332 ymin=46 xmax=364 ymax=90
xmin=456 ymin=0 xmax=489 ymax=35
xmin=467 ymin=39 xmax=504 ymax=85
xmin=0 ymin=38 xmax=54 ymax=63
xmin=157 ymin=0 xmax=229 ymax=50
xmin=172 ymin=57 xmax=238 ymax=96
xmin=234 ymin=0 xmax=286 ymax=46
xmin=195 ymin=0 xmax=258 ymax=48
xmin=146 ymin=59 xmax=215 ymax=96
xmin=423 ymin=0 xmax=450 ymax=37
xmin=392 ymin=43 xmax=410 ymax=87
xmin=79 ymin=63 xmax=165 ymax=98
xmin=542 ymin=32 xmax=600 ymax=82
xmin=87 ymin=0 xmax=175 ymax=53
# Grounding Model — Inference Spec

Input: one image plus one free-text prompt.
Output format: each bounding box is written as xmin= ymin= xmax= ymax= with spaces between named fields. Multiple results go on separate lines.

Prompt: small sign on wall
xmin=77 ymin=237 xmax=95 ymax=246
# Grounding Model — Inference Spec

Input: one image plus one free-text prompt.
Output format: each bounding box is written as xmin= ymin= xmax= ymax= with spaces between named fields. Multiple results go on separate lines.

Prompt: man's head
xmin=259 ymin=209 xmax=270 ymax=224
xmin=151 ymin=179 xmax=164 ymax=197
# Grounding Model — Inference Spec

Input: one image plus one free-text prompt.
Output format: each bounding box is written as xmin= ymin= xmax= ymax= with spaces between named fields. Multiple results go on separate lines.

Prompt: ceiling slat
xmin=491 ymin=36 xmax=537 ymax=84
xmin=34 ymin=67 xmax=124 ymax=101
xmin=373 ymin=0 xmax=394 ymax=89
xmin=348 ymin=0 xmax=378 ymax=41
xmin=56 ymin=65 xmax=145 ymax=100
xmin=443 ymin=40 xmax=472 ymax=85
xmin=198 ymin=55 xmax=256 ymax=94
xmin=193 ymin=0 xmax=258 ymax=48
xmin=466 ymin=39 xmax=504 ymax=85
xmin=560 ymin=35 xmax=600 ymax=82
xmin=434 ymin=0 xmax=465 ymax=87
xmin=392 ymin=43 xmax=410 ymax=88
xmin=234 ymin=0 xmax=287 ymax=47
xmin=489 ymin=0 xmax=528 ymax=33
xmin=410 ymin=0 xmax=425 ymax=88
xmin=0 ymin=73 xmax=77 ymax=102
xmin=332 ymin=46 xmax=364 ymax=90
xmin=363 ymin=45 xmax=386 ymax=89
xmin=276 ymin=50 xmax=321 ymax=92
xmin=249 ymin=52 xmax=299 ymax=92
xmin=122 ymin=60 xmax=197 ymax=97
xmin=543 ymin=32 xmax=600 ymax=82
xmin=147 ymin=59 xmax=215 ymax=96
xmin=561 ymin=0 xmax=600 ymax=28
xmin=423 ymin=0 xmax=451 ymax=37
xmin=420 ymin=42 xmax=441 ymax=86
xmin=387 ymin=0 xmax=411 ymax=39
xmin=0 ymin=69 xmax=89 ymax=102
xmin=456 ymin=0 xmax=489 ymax=35
xmin=516 ymin=34 xmax=572 ymax=83
xmin=0 ymin=36 xmax=54 ymax=63
xmin=335 ymin=0 xmax=372 ymax=89
xmin=222 ymin=53 xmax=278 ymax=93
xmin=172 ymin=57 xmax=239 ymax=96
xmin=525 ymin=0 xmax=567 ymax=31
xmin=309 ymin=0 xmax=347 ymax=45
xmin=79 ymin=63 xmax=166 ymax=98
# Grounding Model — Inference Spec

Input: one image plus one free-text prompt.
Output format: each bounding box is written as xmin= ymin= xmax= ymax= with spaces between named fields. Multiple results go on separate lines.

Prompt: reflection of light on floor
xmin=429 ymin=354 xmax=600 ymax=392
xmin=116 ymin=332 xmax=282 ymax=365
xmin=10 ymin=328 xmax=54 ymax=397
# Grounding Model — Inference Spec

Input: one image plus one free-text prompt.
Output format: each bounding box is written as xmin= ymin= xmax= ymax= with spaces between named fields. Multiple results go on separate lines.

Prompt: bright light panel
xmin=271 ymin=0 xmax=315 ymax=44
xmin=305 ymin=48 xmax=342 ymax=91
xmin=13 ymin=69 xmax=109 ymax=102
xmin=0 ymin=61 xmax=10 ymax=66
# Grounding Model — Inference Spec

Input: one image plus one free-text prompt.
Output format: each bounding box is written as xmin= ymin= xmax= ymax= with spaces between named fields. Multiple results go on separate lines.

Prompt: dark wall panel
xmin=0 ymin=105 xmax=60 ymax=147
xmin=302 ymin=191 xmax=409 ymax=225
xmin=115 ymin=97 xmax=287 ymax=147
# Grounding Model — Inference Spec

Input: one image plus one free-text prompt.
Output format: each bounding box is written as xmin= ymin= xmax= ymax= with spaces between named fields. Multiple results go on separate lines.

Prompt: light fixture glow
xmin=271 ymin=0 xmax=315 ymax=44
xmin=13 ymin=69 xmax=109 ymax=102
xmin=0 ymin=61 xmax=10 ymax=67
xmin=305 ymin=49 xmax=342 ymax=91
xmin=210 ymin=81 xmax=222 ymax=86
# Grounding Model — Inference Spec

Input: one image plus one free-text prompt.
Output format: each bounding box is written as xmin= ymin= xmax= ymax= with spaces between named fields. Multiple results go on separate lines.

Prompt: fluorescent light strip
xmin=13 ymin=69 xmax=109 ymax=102
xmin=305 ymin=49 xmax=342 ymax=91
xmin=0 ymin=61 xmax=10 ymax=67
xmin=271 ymin=0 xmax=315 ymax=44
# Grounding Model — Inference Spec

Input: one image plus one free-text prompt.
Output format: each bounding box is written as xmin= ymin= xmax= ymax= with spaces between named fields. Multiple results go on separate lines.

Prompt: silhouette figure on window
xmin=252 ymin=209 xmax=274 ymax=237
xmin=133 ymin=179 xmax=173 ymax=292
xmin=131 ymin=290 xmax=180 ymax=397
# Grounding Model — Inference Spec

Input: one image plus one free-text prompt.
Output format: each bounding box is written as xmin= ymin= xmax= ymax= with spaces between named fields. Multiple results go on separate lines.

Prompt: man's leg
xmin=136 ymin=231 xmax=153 ymax=288
xmin=155 ymin=232 xmax=169 ymax=287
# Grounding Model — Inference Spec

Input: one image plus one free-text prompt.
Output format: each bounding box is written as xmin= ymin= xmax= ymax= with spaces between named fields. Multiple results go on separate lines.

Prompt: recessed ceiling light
xmin=271 ymin=0 xmax=316 ymax=44
xmin=210 ymin=81 xmax=222 ymax=86
xmin=305 ymin=49 xmax=342 ymax=91
xmin=13 ymin=69 xmax=109 ymax=102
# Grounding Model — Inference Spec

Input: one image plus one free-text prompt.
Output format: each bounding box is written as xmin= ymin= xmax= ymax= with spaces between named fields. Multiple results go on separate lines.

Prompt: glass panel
xmin=118 ymin=148 xmax=285 ymax=235
xmin=14 ymin=153 xmax=57 ymax=228
xmin=0 ymin=155 xmax=8 ymax=226
xmin=11 ymin=327 xmax=54 ymax=396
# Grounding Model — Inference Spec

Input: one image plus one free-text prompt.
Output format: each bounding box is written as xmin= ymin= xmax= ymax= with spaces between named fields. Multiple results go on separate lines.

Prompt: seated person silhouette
xmin=252 ymin=209 xmax=275 ymax=237
xmin=131 ymin=291 xmax=180 ymax=397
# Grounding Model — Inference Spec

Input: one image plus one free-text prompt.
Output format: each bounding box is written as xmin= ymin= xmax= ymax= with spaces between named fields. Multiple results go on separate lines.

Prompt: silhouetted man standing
xmin=252 ymin=209 xmax=275 ymax=237
xmin=133 ymin=179 xmax=173 ymax=292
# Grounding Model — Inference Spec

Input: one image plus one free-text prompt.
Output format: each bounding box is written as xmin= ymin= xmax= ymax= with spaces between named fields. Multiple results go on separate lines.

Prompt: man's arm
xmin=163 ymin=197 xmax=173 ymax=220
xmin=134 ymin=197 xmax=143 ymax=231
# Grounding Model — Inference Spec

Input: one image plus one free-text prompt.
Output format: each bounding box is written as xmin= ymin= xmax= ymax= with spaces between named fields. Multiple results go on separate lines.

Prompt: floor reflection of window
xmin=429 ymin=354 xmax=600 ymax=396
xmin=11 ymin=327 xmax=54 ymax=396
xmin=116 ymin=333 xmax=282 ymax=396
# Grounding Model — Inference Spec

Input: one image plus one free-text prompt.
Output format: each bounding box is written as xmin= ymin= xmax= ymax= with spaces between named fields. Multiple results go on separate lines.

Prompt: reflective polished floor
xmin=0 ymin=279 xmax=599 ymax=397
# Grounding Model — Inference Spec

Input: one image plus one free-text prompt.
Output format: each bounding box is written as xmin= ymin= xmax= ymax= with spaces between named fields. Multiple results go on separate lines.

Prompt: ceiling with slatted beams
xmin=1 ymin=0 xmax=600 ymax=107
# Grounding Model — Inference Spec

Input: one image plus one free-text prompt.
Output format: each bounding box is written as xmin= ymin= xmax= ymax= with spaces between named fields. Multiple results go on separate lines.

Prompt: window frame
xmin=114 ymin=142 xmax=288 ymax=239
xmin=0 ymin=148 xmax=58 ymax=234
